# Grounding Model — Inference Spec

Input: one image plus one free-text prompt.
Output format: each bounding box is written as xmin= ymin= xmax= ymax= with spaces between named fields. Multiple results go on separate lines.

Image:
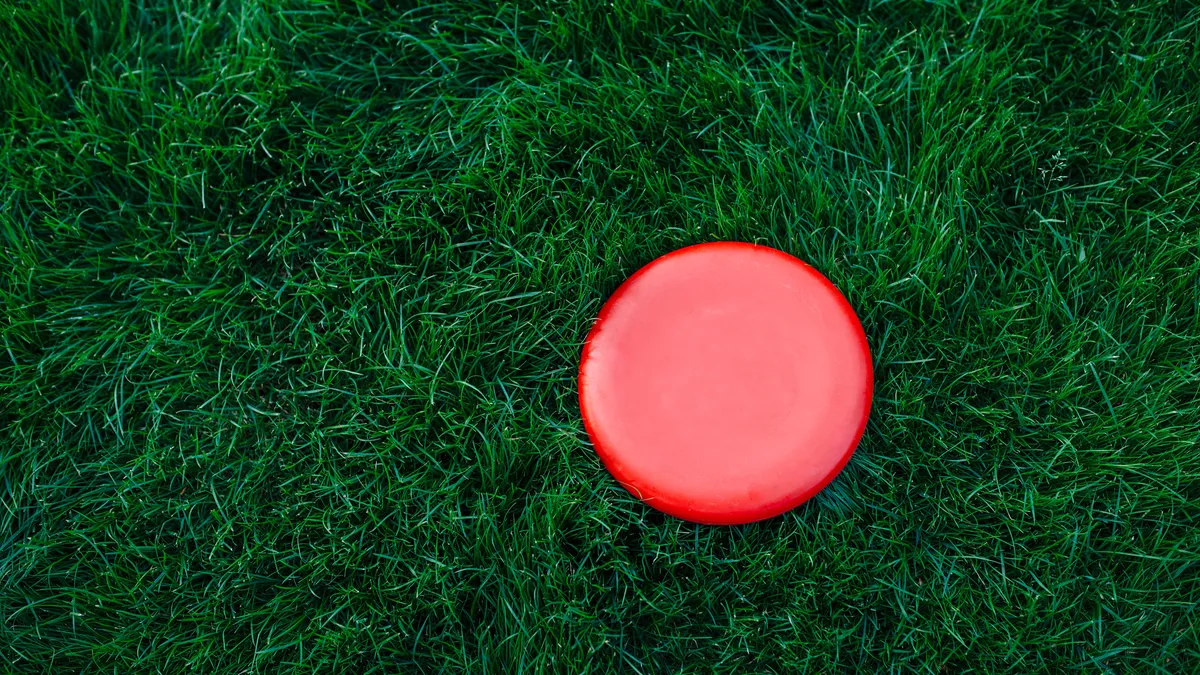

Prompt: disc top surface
xmin=579 ymin=242 xmax=872 ymax=525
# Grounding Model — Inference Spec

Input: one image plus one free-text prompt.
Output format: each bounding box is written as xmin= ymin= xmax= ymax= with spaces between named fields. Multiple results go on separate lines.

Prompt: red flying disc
xmin=579 ymin=242 xmax=872 ymax=525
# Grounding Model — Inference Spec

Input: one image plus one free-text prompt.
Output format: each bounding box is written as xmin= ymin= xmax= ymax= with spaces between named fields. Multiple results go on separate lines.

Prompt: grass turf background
xmin=2 ymin=0 xmax=1200 ymax=672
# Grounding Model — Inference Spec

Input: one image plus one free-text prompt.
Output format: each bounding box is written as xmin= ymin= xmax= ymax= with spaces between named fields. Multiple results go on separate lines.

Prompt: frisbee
xmin=579 ymin=242 xmax=872 ymax=525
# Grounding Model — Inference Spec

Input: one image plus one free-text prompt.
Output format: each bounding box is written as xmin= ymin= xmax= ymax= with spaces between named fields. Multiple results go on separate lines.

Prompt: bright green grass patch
xmin=2 ymin=1 xmax=1199 ymax=672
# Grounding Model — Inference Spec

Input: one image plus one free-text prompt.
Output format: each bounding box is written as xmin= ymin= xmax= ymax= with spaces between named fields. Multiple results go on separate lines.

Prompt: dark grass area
xmin=2 ymin=0 xmax=1200 ymax=672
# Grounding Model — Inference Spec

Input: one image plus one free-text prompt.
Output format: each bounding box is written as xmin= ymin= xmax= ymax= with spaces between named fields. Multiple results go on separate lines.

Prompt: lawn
xmin=2 ymin=0 xmax=1199 ymax=672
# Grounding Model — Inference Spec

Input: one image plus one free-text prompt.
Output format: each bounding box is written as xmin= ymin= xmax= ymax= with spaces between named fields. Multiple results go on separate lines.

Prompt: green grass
xmin=2 ymin=0 xmax=1199 ymax=672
